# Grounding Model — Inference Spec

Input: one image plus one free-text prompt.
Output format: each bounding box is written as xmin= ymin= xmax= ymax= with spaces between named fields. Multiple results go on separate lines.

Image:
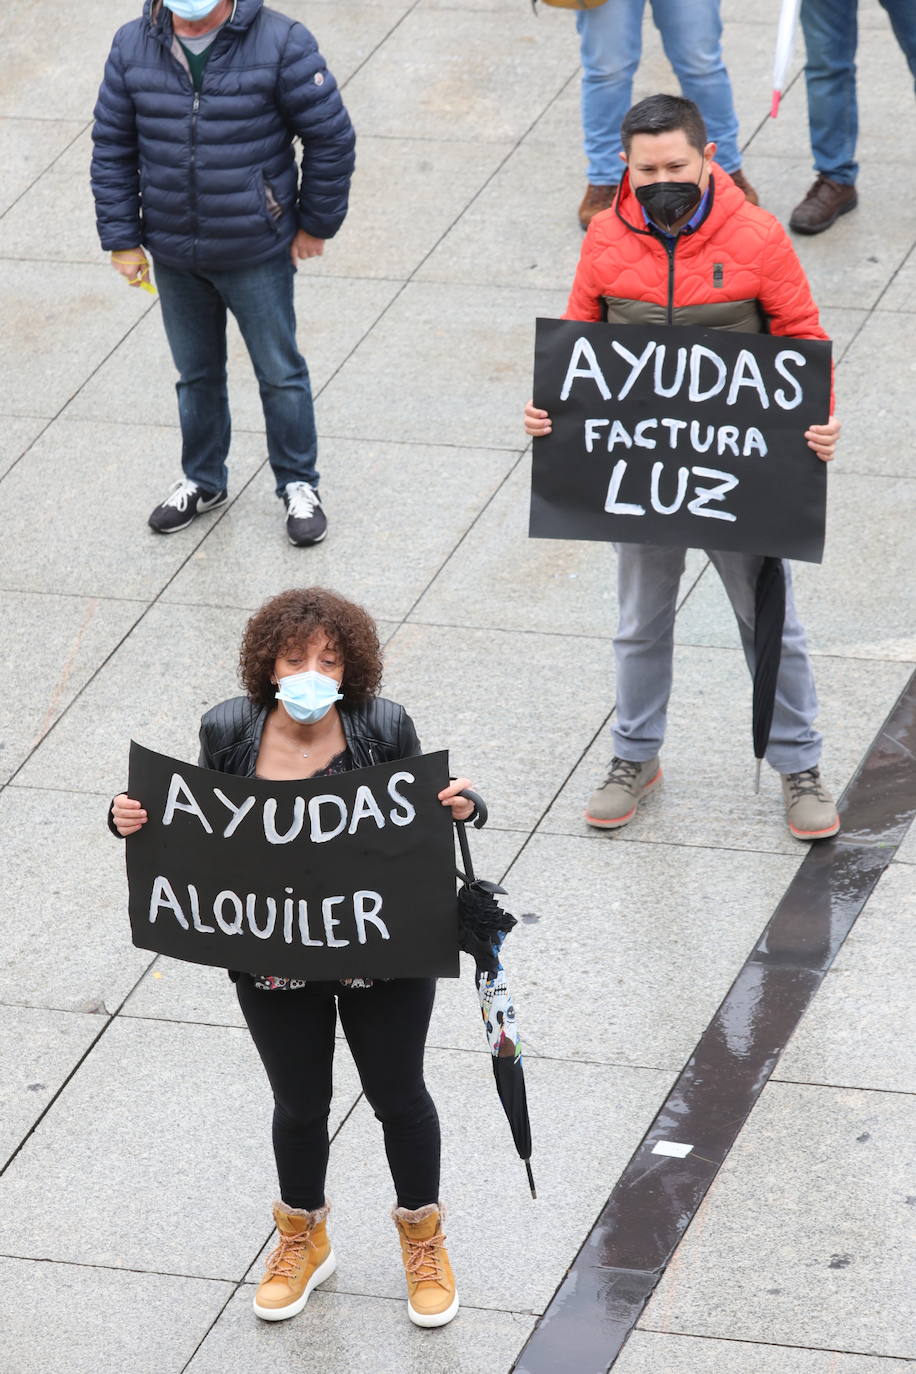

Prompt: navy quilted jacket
xmin=90 ymin=0 xmax=355 ymax=271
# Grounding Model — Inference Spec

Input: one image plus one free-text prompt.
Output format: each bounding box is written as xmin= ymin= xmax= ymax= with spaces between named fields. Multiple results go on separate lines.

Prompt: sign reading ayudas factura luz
xmin=529 ymin=319 xmax=832 ymax=563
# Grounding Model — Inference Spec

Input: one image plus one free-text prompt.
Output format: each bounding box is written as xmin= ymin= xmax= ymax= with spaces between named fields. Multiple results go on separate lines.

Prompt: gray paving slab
xmin=0 ymin=418 xmax=263 ymax=601
xmin=875 ymin=246 xmax=916 ymax=313
xmin=895 ymin=821 xmax=916 ymax=866
xmin=0 ymin=117 xmax=83 ymax=217
xmin=0 ymin=1015 xmax=362 ymax=1278
xmin=65 ymin=275 xmax=402 ymax=432
xmin=0 ymin=1005 xmax=101 ymax=1164
xmin=450 ymin=833 xmax=799 ymax=1069
xmin=674 ymin=473 xmax=916 ymax=662
xmin=775 ymin=862 xmax=916 ymax=1095
xmin=14 ymin=601 xmax=254 ymax=793
xmin=0 ymin=1256 xmax=234 ymax=1374
xmin=259 ymin=1050 xmax=674 ymax=1314
xmin=415 ymin=140 xmax=585 ymax=291
xmin=539 ymin=645 xmax=915 ymax=855
xmin=639 ymin=1082 xmax=916 ymax=1360
xmin=0 ymin=2 xmax=137 ymax=120
xmin=186 ymin=1285 xmax=533 ymax=1374
xmin=411 ymin=455 xmax=709 ymax=637
xmin=379 ymin=620 xmax=614 ymax=831
xmin=0 ymin=127 xmax=103 ymax=266
xmin=340 ymin=7 xmax=576 ymax=144
xmin=161 ymin=439 xmax=518 ymax=624
xmin=0 ymin=414 xmax=46 ymax=479
xmin=830 ymin=312 xmax=916 ymax=478
xmin=0 ymin=589 xmax=143 ymax=784
xmin=0 ymin=260 xmax=155 ymax=418
xmin=317 ymin=282 xmax=568 ymax=450
xmin=0 ymin=786 xmax=152 ymax=1012
xmin=615 ymin=1330 xmax=914 ymax=1374
xmin=735 ymin=158 xmax=916 ymax=313
xmin=298 ymin=136 xmax=512 ymax=282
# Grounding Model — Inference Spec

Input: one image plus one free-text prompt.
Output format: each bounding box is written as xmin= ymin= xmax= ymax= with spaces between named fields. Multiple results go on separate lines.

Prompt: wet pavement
xmin=1 ymin=2 xmax=915 ymax=1372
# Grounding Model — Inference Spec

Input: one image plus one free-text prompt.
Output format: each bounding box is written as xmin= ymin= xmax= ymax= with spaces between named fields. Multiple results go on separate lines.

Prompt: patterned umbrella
xmin=455 ymin=796 xmax=536 ymax=1198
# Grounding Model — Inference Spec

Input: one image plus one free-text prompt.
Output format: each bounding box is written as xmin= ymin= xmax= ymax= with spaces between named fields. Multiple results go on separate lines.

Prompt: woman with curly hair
xmin=111 ymin=587 xmax=473 ymax=1329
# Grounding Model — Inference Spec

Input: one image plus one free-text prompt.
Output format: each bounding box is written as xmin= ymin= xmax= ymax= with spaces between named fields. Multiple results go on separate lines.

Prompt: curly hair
xmin=239 ymin=587 xmax=383 ymax=709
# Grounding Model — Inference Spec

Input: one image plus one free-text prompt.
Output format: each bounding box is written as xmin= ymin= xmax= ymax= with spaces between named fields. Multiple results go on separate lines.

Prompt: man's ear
xmin=618 ymin=149 xmax=628 ymax=165
xmin=703 ymin=140 xmax=717 ymax=168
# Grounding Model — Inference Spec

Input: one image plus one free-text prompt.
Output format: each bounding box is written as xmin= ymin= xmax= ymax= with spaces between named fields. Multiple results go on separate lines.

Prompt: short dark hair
xmin=621 ymin=94 xmax=708 ymax=156
xmin=239 ymin=586 xmax=383 ymax=709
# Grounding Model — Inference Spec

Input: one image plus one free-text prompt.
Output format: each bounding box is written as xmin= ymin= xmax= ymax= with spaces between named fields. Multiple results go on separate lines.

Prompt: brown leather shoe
xmin=789 ymin=174 xmax=857 ymax=235
xmin=730 ymin=168 xmax=759 ymax=206
xmin=578 ymin=183 xmax=618 ymax=230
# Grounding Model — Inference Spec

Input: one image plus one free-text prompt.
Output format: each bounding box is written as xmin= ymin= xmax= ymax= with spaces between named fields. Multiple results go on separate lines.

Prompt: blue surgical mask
xmin=164 ymin=0 xmax=224 ymax=20
xmin=275 ymin=670 xmax=343 ymax=725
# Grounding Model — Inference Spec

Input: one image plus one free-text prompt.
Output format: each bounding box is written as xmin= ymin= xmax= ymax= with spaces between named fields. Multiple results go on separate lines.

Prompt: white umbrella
xmin=771 ymin=0 xmax=802 ymax=117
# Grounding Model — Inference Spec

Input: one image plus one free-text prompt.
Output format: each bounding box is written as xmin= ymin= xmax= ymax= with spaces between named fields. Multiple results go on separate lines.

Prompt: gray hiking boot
xmin=781 ymin=767 xmax=840 ymax=840
xmin=585 ymin=756 xmax=662 ymax=830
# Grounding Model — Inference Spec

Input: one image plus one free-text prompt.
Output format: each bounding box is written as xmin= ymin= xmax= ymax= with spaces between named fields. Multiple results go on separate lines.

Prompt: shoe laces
xmin=160 ymin=478 xmax=199 ymax=512
xmin=600 ymin=756 xmax=643 ymax=789
xmin=286 ymin=482 xmax=321 ymax=519
xmin=785 ymin=767 xmax=827 ymax=802
xmin=404 ymin=1230 xmax=447 ymax=1285
xmin=264 ymin=1228 xmax=313 ymax=1280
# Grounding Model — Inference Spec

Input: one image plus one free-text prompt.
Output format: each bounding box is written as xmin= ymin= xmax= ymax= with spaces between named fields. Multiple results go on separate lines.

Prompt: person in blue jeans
xmin=790 ymin=0 xmax=916 ymax=234
xmin=91 ymin=0 xmax=355 ymax=546
xmin=576 ymin=0 xmax=757 ymax=229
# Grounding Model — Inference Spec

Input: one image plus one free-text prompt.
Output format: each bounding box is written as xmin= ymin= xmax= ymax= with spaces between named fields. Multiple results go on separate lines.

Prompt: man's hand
xmin=111 ymin=248 xmax=151 ymax=287
xmin=524 ymin=399 xmax=552 ymax=437
xmin=805 ymin=415 xmax=841 ymax=463
xmin=290 ymin=230 xmax=325 ymax=263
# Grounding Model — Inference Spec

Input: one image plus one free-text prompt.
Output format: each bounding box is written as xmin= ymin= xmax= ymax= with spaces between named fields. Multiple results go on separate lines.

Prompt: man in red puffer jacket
xmin=525 ymin=94 xmax=842 ymax=843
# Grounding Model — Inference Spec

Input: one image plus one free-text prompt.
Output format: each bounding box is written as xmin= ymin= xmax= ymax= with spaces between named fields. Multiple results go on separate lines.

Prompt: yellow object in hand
xmin=129 ymin=270 xmax=158 ymax=296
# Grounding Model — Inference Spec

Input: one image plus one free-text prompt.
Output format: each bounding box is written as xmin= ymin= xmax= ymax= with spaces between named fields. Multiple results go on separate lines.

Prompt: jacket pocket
xmin=258 ymin=171 xmax=283 ymax=231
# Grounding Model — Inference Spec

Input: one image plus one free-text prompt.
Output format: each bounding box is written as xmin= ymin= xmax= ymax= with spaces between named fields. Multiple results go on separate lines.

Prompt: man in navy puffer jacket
xmin=91 ymin=0 xmax=355 ymax=545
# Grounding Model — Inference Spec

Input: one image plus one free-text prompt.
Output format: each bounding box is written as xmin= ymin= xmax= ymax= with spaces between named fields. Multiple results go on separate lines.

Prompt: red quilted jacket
xmin=565 ymin=166 xmax=831 ymax=359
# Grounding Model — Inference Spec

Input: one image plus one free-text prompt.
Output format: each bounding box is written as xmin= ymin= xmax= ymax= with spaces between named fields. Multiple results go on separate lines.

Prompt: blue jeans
xmin=153 ymin=253 xmax=318 ymax=497
xmin=801 ymin=0 xmax=916 ymax=184
xmin=577 ymin=0 xmax=741 ymax=184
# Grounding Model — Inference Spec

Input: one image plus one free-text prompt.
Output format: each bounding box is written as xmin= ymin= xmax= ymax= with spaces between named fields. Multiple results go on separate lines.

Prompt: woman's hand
xmin=805 ymin=414 xmax=841 ymax=462
xmin=438 ymin=777 xmax=476 ymax=822
xmin=524 ymin=399 xmax=552 ymax=437
xmin=112 ymin=794 xmax=148 ymax=836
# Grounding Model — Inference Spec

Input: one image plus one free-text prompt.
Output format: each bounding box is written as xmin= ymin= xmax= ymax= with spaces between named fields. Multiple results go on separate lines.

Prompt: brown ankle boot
xmin=730 ymin=168 xmax=759 ymax=206
xmin=253 ymin=1199 xmax=335 ymax=1321
xmin=789 ymin=174 xmax=857 ymax=235
xmin=578 ymin=183 xmax=618 ymax=230
xmin=392 ymin=1203 xmax=459 ymax=1328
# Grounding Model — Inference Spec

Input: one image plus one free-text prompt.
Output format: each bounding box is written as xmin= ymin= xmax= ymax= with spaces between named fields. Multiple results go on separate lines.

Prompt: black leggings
xmin=236 ymin=976 xmax=440 ymax=1211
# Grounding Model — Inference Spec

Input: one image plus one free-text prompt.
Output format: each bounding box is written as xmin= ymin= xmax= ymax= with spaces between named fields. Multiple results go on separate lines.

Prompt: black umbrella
xmin=455 ymin=792 xmax=536 ymax=1199
xmin=752 ymin=556 xmax=786 ymax=791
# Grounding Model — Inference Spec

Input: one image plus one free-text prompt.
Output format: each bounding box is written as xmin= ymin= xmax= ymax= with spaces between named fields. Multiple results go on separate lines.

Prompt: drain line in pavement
xmin=511 ymin=669 xmax=916 ymax=1374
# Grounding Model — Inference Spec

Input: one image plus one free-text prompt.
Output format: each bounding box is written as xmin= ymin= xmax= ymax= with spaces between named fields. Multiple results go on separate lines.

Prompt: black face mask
xmin=634 ymin=179 xmax=703 ymax=233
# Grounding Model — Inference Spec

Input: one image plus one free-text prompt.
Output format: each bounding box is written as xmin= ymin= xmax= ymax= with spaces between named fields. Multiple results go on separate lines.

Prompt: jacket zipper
xmin=190 ymin=90 xmax=200 ymax=263
xmin=663 ymin=235 xmax=676 ymax=326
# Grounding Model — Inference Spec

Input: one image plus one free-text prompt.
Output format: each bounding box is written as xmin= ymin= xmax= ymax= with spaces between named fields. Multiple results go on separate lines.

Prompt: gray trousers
xmin=612 ymin=544 xmax=822 ymax=774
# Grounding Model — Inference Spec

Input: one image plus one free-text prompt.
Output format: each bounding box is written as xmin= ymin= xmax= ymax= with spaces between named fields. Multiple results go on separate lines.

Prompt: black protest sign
xmin=126 ymin=742 xmax=459 ymax=980
xmin=529 ymin=319 xmax=832 ymax=562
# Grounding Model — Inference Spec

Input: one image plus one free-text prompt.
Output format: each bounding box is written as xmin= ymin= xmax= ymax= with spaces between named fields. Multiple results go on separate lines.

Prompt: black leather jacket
xmin=198 ymin=694 xmax=422 ymax=776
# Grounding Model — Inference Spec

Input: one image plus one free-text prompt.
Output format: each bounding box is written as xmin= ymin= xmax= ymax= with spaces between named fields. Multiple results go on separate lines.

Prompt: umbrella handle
xmin=457 ymin=788 xmax=488 ymax=829
xmin=454 ymin=789 xmax=487 ymax=886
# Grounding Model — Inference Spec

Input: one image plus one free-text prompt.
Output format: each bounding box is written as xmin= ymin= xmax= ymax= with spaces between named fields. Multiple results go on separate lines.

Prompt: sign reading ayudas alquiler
xmin=126 ymin=742 xmax=460 ymax=980
xmin=529 ymin=319 xmax=832 ymax=563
